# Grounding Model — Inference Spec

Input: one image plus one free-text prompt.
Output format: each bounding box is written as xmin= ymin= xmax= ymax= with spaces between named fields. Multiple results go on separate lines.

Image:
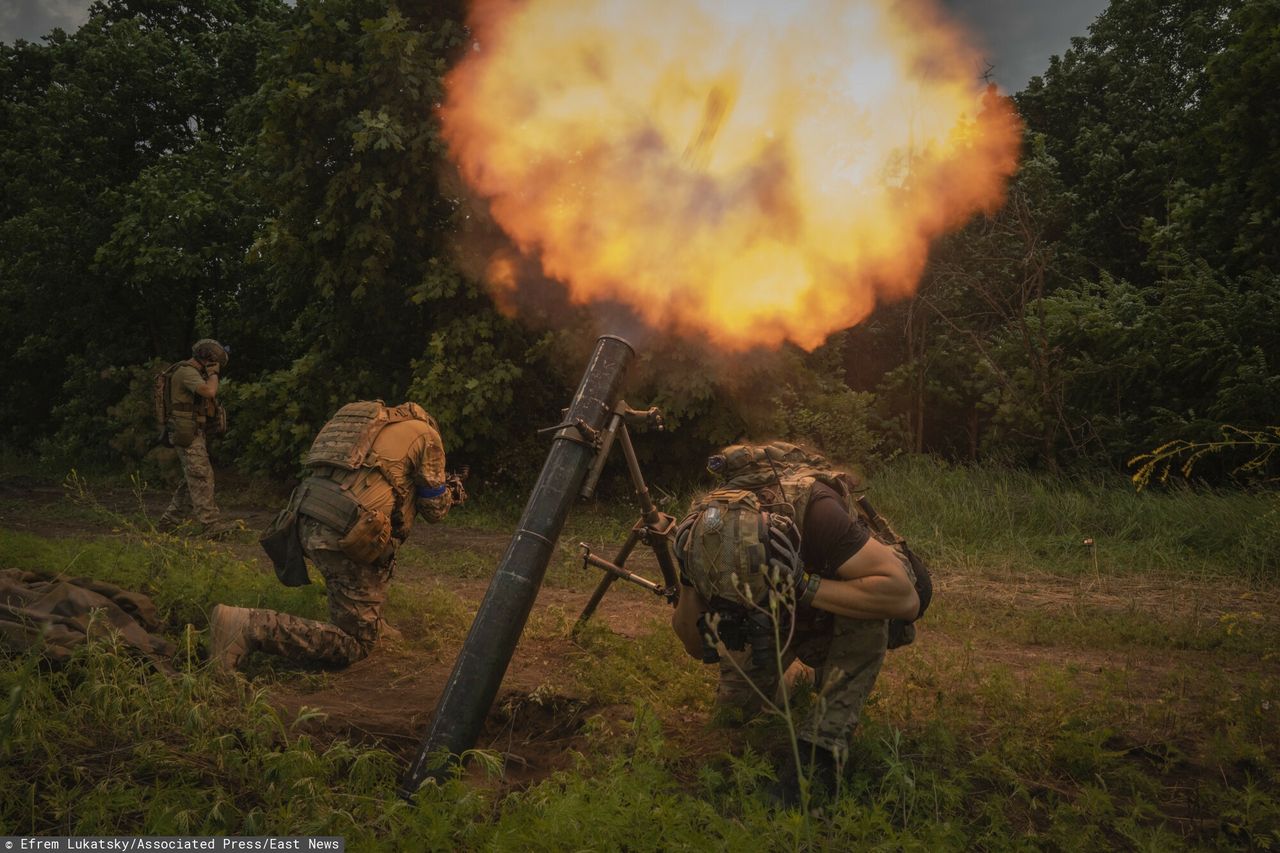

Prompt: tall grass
xmin=869 ymin=456 xmax=1279 ymax=582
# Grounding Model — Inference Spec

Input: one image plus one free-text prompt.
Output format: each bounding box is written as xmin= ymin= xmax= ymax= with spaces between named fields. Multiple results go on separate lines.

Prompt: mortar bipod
xmin=574 ymin=401 xmax=680 ymax=629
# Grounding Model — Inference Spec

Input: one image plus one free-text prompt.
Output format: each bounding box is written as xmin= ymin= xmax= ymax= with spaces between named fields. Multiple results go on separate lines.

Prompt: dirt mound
xmin=271 ymin=643 xmax=628 ymax=789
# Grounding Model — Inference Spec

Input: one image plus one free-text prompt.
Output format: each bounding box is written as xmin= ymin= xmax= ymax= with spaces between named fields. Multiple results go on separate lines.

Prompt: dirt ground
xmin=3 ymin=474 xmax=1278 ymax=792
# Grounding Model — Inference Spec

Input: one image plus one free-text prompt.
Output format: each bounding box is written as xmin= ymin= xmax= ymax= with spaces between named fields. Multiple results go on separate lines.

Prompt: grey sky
xmin=0 ymin=0 xmax=1108 ymax=92
xmin=942 ymin=0 xmax=1110 ymax=90
xmin=0 ymin=0 xmax=91 ymax=44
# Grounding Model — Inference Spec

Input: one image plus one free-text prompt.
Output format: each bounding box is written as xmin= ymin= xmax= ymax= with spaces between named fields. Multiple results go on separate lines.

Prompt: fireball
xmin=443 ymin=0 xmax=1021 ymax=350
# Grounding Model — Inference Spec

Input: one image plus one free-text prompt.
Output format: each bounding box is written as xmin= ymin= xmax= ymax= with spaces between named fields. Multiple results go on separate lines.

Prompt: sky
xmin=0 ymin=0 xmax=1109 ymax=92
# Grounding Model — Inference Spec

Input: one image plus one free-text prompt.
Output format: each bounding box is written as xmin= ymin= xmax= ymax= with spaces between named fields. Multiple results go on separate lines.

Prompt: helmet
xmin=706 ymin=442 xmax=826 ymax=481
xmin=192 ymin=339 xmax=230 ymax=367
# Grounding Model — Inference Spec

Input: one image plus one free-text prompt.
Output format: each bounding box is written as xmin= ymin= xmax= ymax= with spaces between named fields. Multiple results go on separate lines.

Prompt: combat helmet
xmin=192 ymin=338 xmax=230 ymax=367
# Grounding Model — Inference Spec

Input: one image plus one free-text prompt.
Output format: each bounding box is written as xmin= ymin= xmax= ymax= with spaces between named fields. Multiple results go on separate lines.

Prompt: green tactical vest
xmin=677 ymin=488 xmax=773 ymax=606
xmin=699 ymin=442 xmax=931 ymax=649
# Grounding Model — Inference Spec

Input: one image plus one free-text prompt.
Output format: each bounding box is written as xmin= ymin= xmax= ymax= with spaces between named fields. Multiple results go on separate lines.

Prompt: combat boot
xmin=763 ymin=744 xmax=843 ymax=809
xmin=377 ymin=620 xmax=404 ymax=645
xmin=209 ymin=604 xmax=256 ymax=672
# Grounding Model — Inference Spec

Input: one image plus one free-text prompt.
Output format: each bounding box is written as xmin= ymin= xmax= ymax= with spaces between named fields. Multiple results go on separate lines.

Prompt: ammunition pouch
xmin=206 ymin=401 xmax=228 ymax=437
xmin=886 ymin=542 xmax=932 ymax=650
xmin=699 ymin=599 xmax=781 ymax=669
xmin=296 ymin=475 xmax=393 ymax=566
xmin=296 ymin=476 xmax=359 ymax=531
xmin=338 ymin=506 xmax=394 ymax=565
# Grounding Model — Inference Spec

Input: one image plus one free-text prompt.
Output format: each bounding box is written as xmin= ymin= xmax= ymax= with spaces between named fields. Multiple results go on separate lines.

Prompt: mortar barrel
xmin=400 ymin=334 xmax=634 ymax=795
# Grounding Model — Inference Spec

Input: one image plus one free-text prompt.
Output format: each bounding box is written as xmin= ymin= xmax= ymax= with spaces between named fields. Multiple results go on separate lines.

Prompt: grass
xmin=452 ymin=454 xmax=1280 ymax=587
xmin=869 ymin=455 xmax=1280 ymax=583
xmin=3 ymin=631 xmax=1274 ymax=848
xmin=0 ymin=464 xmax=1277 ymax=848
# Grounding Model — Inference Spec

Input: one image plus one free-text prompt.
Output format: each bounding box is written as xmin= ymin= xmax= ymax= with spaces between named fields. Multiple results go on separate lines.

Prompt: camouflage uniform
xmin=164 ymin=361 xmax=220 ymax=526
xmin=236 ymin=415 xmax=451 ymax=667
xmin=715 ymin=545 xmax=916 ymax=759
xmin=242 ymin=518 xmax=393 ymax=665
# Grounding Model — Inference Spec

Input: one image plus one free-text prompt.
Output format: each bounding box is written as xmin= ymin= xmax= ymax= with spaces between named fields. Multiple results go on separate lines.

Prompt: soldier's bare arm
xmin=671 ymin=584 xmax=708 ymax=657
xmin=810 ymin=536 xmax=919 ymax=621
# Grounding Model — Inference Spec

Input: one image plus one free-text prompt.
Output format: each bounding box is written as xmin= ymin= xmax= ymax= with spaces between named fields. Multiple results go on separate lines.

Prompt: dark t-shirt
xmin=800 ymin=483 xmax=871 ymax=578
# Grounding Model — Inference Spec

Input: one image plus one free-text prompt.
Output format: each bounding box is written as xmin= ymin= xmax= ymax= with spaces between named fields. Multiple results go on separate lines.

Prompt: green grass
xmin=0 ymin=526 xmax=328 ymax=630
xmin=0 ymin=465 xmax=1278 ymax=848
xmin=869 ymin=456 xmax=1280 ymax=583
xmin=2 ymin=633 xmax=1274 ymax=848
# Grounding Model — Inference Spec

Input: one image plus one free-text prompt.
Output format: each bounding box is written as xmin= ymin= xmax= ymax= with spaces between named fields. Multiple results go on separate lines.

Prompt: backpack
xmin=674 ymin=488 xmax=801 ymax=608
xmin=683 ymin=442 xmax=932 ymax=646
xmin=151 ymin=361 xmax=185 ymax=446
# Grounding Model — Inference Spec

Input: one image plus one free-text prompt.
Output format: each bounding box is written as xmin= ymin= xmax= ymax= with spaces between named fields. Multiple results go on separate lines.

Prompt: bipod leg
xmin=575 ymin=526 xmax=642 ymax=629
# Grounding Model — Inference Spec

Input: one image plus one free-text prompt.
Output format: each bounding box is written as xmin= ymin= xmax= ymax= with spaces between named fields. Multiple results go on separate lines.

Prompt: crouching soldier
xmin=210 ymin=401 xmax=466 ymax=671
xmin=670 ymin=442 xmax=931 ymax=806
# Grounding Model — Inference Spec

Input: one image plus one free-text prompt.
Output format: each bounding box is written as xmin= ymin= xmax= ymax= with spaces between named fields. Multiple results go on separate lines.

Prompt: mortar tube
xmin=399 ymin=334 xmax=634 ymax=797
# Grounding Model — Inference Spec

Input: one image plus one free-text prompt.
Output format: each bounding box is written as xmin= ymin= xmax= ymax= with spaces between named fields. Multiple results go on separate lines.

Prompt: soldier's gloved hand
xmin=768 ymin=557 xmax=819 ymax=608
xmin=773 ymin=556 xmax=821 ymax=609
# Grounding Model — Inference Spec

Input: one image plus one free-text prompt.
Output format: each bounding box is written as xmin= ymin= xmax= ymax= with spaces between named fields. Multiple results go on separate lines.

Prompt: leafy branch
xmin=1129 ymin=425 xmax=1280 ymax=490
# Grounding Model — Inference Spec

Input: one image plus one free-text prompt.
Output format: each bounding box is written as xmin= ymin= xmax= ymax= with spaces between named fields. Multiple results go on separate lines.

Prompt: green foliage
xmin=852 ymin=0 xmax=1280 ymax=473
xmin=0 ymin=0 xmax=287 ymax=454
xmin=1131 ymin=425 xmax=1280 ymax=490
xmin=773 ymin=335 xmax=885 ymax=466
xmin=217 ymin=0 xmax=554 ymax=480
xmin=0 ymin=635 xmax=494 ymax=841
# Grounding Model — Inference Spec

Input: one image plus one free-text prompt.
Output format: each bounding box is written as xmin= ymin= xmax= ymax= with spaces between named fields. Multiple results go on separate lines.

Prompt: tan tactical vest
xmin=163 ymin=360 xmax=218 ymax=448
xmin=298 ymin=401 xmax=437 ymax=547
xmin=304 ymin=400 xmax=437 ymax=473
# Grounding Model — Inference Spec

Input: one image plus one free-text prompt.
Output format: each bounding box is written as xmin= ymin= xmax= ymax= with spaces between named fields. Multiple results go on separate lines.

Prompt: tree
xmin=225 ymin=0 xmax=551 ymax=479
xmin=0 ymin=0 xmax=286 ymax=457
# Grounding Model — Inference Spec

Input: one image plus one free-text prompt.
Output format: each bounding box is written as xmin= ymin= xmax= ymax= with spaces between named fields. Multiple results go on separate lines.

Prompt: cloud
xmin=0 ymin=0 xmax=1104 ymax=92
xmin=940 ymin=0 xmax=1109 ymax=91
xmin=0 ymin=0 xmax=92 ymax=45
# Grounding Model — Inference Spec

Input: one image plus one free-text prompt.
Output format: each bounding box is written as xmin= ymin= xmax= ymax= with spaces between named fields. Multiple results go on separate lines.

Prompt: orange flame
xmin=443 ymin=0 xmax=1022 ymax=350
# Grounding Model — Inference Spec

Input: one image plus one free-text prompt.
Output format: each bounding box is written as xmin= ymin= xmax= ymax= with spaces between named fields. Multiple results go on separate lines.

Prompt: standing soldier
xmin=159 ymin=338 xmax=232 ymax=537
xmin=210 ymin=400 xmax=465 ymax=671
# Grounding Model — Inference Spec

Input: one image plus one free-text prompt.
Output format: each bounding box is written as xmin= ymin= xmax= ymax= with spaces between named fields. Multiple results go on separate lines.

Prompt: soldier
xmin=670 ymin=442 xmax=929 ymax=806
xmin=209 ymin=401 xmax=464 ymax=671
xmin=159 ymin=338 xmax=232 ymax=537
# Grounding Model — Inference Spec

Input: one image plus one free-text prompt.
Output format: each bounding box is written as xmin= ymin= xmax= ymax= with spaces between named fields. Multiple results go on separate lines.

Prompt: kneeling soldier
xmin=210 ymin=401 xmax=464 ymax=670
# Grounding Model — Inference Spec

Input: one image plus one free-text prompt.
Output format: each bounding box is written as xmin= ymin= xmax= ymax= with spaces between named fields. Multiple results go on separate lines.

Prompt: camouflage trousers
xmin=716 ymin=615 xmax=887 ymax=759
xmin=164 ymin=434 xmax=220 ymax=524
xmin=716 ymin=548 xmax=916 ymax=759
xmin=244 ymin=518 xmax=395 ymax=667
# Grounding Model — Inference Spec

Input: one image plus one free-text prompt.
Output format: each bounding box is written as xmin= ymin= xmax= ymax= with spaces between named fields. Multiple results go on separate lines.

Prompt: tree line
xmin=2 ymin=0 xmax=1276 ymax=485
